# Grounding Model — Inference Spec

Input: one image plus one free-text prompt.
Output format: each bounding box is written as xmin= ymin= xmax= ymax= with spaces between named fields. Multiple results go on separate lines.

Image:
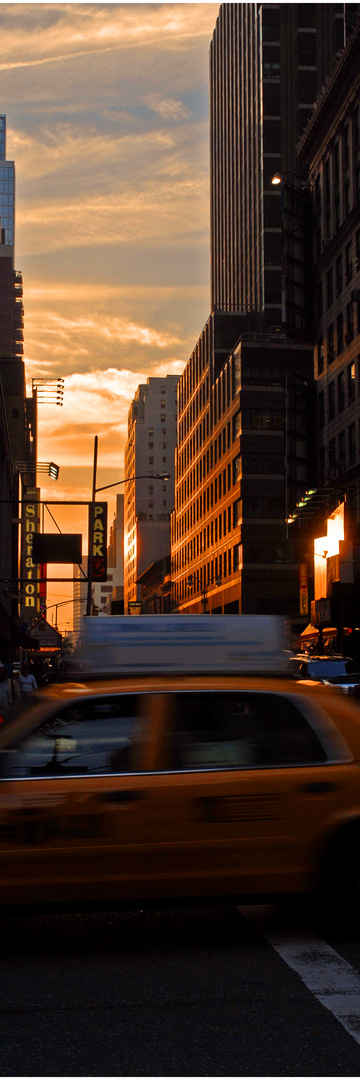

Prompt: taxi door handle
xmin=98 ymin=790 xmax=145 ymax=804
xmin=299 ymin=780 xmax=338 ymax=794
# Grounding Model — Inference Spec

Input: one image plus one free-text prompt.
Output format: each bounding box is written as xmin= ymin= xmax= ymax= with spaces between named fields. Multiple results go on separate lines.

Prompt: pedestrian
xmin=18 ymin=663 xmax=37 ymax=700
xmin=0 ymin=664 xmax=21 ymax=718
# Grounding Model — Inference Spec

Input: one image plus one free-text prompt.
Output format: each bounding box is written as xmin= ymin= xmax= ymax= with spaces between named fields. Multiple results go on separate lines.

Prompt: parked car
xmin=0 ymin=674 xmax=360 ymax=912
xmin=287 ymin=654 xmax=360 ymax=695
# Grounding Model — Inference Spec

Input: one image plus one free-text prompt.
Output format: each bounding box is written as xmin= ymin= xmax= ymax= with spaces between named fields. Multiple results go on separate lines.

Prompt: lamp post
xmin=47 ymin=596 xmax=85 ymax=631
xmin=86 ymin=436 xmax=171 ymax=616
xmin=187 ymin=571 xmax=221 ymax=614
xmin=271 ymin=171 xmax=312 ymax=336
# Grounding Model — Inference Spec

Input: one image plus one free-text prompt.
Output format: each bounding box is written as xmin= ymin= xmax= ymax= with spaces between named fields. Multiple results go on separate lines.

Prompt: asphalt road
xmin=1 ymin=901 xmax=360 ymax=1076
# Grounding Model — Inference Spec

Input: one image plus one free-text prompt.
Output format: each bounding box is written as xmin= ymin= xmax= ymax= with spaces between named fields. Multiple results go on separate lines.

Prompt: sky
xmin=0 ymin=1 xmax=219 ymax=627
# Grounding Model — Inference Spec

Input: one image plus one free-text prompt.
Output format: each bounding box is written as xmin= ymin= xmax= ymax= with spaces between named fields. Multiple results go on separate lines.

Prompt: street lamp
xmin=15 ymin=461 xmax=60 ymax=482
xmin=95 ymin=472 xmax=171 ymax=494
xmin=32 ymin=378 xmax=64 ymax=406
xmin=270 ymin=170 xmax=312 ymax=336
xmin=187 ymin=572 xmax=221 ymax=614
xmin=271 ymin=171 xmax=311 ymax=190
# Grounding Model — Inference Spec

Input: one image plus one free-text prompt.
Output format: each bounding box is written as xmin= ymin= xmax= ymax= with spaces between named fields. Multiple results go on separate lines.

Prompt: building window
xmin=315 ymin=173 xmax=321 ymax=211
xmin=317 ymin=338 xmax=324 ymax=375
xmin=346 ymin=302 xmax=353 ymax=343
xmin=328 ymin=438 xmax=336 ymax=473
xmin=349 ymin=423 xmax=356 ymax=466
xmin=326 ymin=268 xmax=333 ymax=309
xmin=339 ymin=430 xmax=346 ymax=469
xmin=348 ymin=362 xmax=356 ymax=403
xmin=338 ymin=371 xmax=345 ymax=413
xmin=337 ymin=313 xmax=343 ymax=355
xmin=328 ymin=382 xmax=335 ymax=421
xmin=149 ymin=457 xmax=154 ymax=465
xmin=318 ymin=391 xmax=324 ymax=428
xmin=336 ymin=255 xmax=343 ymax=296
xmin=317 ymin=280 xmax=323 ymax=319
xmin=327 ymin=324 xmax=334 ymax=361
xmin=345 ymin=242 xmax=353 ymax=283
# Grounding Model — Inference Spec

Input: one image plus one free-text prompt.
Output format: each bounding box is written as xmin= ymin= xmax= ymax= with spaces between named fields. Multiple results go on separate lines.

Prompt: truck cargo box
xmin=75 ymin=615 xmax=291 ymax=675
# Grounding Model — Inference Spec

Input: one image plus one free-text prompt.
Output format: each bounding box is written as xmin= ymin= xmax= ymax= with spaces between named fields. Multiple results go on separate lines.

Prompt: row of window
xmin=179 ymin=377 xmax=210 ymax=441
xmin=317 ymin=307 xmax=359 ymax=373
xmin=178 ymin=420 xmax=233 ymax=482
xmin=177 ymin=456 xmax=240 ymax=520
xmin=314 ymin=108 xmax=360 ymax=238
xmin=318 ymin=361 xmax=357 ymax=425
xmin=176 ymin=492 xmax=239 ymax=543
xmin=319 ymin=422 xmax=357 ymax=480
xmin=317 ymin=234 xmax=359 ymax=318
xmin=173 ymin=546 xmax=242 ymax=590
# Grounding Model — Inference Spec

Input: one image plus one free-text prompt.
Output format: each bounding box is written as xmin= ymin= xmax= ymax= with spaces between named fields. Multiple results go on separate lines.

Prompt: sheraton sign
xmin=21 ymin=488 xmax=41 ymax=625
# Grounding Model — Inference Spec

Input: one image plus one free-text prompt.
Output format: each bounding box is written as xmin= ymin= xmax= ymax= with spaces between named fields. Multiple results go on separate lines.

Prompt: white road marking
xmin=239 ymin=905 xmax=360 ymax=1044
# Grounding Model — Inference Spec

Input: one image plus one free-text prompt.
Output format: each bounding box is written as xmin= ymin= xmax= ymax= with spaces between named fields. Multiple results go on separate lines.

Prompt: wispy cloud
xmin=35 ymin=366 xmax=165 ymax=469
xmin=144 ymin=93 xmax=192 ymax=121
xmin=0 ymin=3 xmax=218 ymax=605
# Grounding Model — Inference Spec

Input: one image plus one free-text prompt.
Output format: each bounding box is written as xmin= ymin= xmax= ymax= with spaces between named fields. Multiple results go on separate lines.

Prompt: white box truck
xmin=75 ymin=615 xmax=292 ymax=676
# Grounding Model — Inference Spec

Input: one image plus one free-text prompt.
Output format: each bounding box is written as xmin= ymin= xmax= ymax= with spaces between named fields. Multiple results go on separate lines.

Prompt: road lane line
xmin=239 ymin=905 xmax=360 ymax=1044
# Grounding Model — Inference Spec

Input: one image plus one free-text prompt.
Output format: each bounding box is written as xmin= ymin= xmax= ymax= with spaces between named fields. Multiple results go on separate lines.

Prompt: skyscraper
xmin=210 ymin=4 xmax=359 ymax=331
xmin=124 ymin=375 xmax=179 ymax=613
xmin=172 ymin=3 xmax=359 ymax=624
xmin=0 ymin=115 xmax=15 ymax=247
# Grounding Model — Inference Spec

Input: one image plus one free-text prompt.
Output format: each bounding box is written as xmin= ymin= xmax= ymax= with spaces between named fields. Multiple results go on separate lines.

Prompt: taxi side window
xmin=170 ymin=692 xmax=327 ymax=770
xmin=0 ymin=695 xmax=145 ymax=778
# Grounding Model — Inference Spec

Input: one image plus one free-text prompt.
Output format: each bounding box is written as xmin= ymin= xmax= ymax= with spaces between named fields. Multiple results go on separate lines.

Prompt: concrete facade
xmin=123 ymin=375 xmax=179 ymax=613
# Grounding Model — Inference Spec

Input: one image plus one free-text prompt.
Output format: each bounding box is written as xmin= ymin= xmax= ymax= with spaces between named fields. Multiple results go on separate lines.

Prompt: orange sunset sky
xmin=1 ymin=1 xmax=219 ymax=629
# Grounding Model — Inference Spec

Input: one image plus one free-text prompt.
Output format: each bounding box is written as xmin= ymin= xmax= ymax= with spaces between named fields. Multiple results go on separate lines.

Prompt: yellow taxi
xmin=0 ymin=672 xmax=360 ymax=910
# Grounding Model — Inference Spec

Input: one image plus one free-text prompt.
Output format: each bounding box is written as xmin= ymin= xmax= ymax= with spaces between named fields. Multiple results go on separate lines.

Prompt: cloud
xmin=34 ymin=366 xmax=180 ymax=470
xmin=0 ymin=3 xmax=219 ymax=614
xmin=144 ymin=93 xmax=192 ymax=121
xmin=0 ymin=5 xmax=219 ymax=70
xmin=22 ymin=282 xmax=210 ymax=382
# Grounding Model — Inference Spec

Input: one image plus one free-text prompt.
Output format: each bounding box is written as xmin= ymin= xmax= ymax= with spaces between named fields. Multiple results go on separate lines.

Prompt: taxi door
xmin=135 ymin=688 xmax=352 ymax=900
xmin=0 ymin=692 xmax=162 ymax=906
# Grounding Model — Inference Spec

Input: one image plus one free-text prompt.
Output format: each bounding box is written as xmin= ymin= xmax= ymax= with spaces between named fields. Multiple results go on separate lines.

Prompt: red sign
xmin=88 ymin=502 xmax=107 ymax=582
xmin=299 ymin=562 xmax=308 ymax=616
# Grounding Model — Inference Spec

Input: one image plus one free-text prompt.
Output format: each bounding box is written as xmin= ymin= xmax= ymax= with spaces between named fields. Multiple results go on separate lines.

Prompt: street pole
xmin=86 ymin=435 xmax=98 ymax=617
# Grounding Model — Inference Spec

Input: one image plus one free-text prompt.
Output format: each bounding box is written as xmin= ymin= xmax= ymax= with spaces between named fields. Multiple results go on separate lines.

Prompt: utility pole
xmin=86 ymin=435 xmax=98 ymax=617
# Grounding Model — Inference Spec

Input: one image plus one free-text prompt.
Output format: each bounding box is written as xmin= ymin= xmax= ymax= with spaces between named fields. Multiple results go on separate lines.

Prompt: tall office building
xmin=124 ymin=376 xmax=179 ymax=614
xmin=0 ymin=115 xmax=15 ymax=247
xmin=172 ymin=4 xmax=359 ymax=624
xmin=210 ymin=4 xmax=359 ymax=333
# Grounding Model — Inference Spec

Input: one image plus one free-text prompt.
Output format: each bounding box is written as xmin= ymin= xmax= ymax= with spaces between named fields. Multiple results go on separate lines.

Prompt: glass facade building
xmin=0 ymin=115 xmax=15 ymax=246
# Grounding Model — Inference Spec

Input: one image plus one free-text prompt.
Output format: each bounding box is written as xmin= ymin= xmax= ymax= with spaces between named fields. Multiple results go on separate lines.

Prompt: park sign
xmin=88 ymin=502 xmax=107 ymax=582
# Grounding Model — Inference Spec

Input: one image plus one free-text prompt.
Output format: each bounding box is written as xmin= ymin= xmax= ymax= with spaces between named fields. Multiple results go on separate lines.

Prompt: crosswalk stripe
xmin=239 ymin=905 xmax=360 ymax=1045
